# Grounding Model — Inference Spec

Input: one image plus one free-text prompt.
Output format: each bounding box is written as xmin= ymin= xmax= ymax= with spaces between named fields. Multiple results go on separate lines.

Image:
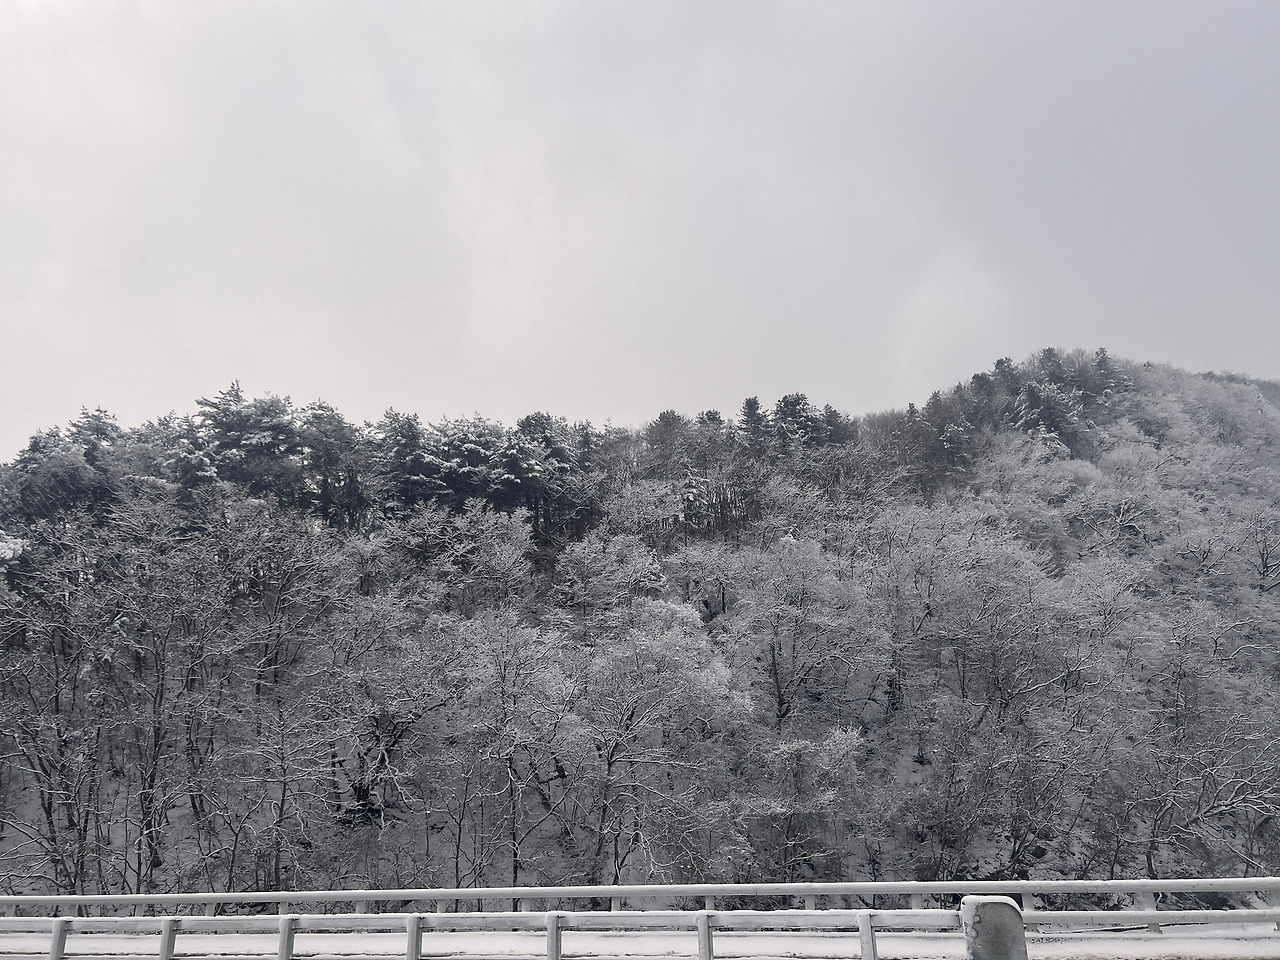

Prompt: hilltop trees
xmin=5 ymin=351 xmax=1280 ymax=894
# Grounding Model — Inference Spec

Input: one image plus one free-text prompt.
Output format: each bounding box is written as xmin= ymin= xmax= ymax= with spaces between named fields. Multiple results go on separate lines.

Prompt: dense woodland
xmin=4 ymin=349 xmax=1280 ymax=899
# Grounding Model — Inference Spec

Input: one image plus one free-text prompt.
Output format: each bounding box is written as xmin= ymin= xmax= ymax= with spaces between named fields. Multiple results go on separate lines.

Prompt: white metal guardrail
xmin=0 ymin=909 xmax=959 ymax=960
xmin=2 ymin=880 xmax=1280 ymax=960
xmin=5 ymin=877 xmax=1280 ymax=913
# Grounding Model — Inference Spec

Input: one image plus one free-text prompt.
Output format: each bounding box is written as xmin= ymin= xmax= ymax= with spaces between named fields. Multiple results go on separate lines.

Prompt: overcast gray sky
xmin=2 ymin=1 xmax=1278 ymax=458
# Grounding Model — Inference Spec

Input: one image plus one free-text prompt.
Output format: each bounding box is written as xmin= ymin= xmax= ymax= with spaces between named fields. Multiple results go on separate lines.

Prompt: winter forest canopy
xmin=4 ymin=348 xmax=1280 ymax=898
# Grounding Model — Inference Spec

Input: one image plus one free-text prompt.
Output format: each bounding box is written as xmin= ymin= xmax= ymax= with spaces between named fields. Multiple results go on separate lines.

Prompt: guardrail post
xmin=204 ymin=902 xmax=218 ymax=917
xmin=406 ymin=913 xmax=421 ymax=960
xmin=1249 ymin=893 xmax=1280 ymax=931
xmin=48 ymin=917 xmax=69 ymax=960
xmin=1137 ymin=891 xmax=1161 ymax=934
xmin=804 ymin=895 xmax=816 ymax=911
xmin=960 ymin=896 xmax=1027 ymax=960
xmin=910 ymin=892 xmax=924 ymax=910
xmin=1019 ymin=894 xmax=1039 ymax=933
xmin=610 ymin=897 xmax=621 ymax=911
xmin=436 ymin=900 xmax=448 ymax=914
xmin=158 ymin=917 xmax=178 ymax=960
xmin=353 ymin=899 xmax=369 ymax=914
xmin=546 ymin=911 xmax=562 ymax=960
xmin=277 ymin=915 xmax=296 ymax=960
xmin=695 ymin=910 xmax=714 ymax=960
xmin=856 ymin=910 xmax=877 ymax=960
xmin=703 ymin=896 xmax=715 ymax=910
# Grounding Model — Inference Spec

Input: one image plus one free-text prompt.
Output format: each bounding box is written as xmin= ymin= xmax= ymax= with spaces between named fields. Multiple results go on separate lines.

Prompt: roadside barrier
xmin=4 ymin=878 xmax=1280 ymax=960
xmin=0 ymin=908 xmax=960 ymax=960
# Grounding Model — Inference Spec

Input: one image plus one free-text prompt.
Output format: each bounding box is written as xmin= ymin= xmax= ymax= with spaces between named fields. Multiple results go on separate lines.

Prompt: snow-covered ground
xmin=3 ymin=925 xmax=1280 ymax=960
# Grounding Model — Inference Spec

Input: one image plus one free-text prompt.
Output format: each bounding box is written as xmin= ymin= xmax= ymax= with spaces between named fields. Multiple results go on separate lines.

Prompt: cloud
xmin=2 ymin=1 xmax=1279 ymax=457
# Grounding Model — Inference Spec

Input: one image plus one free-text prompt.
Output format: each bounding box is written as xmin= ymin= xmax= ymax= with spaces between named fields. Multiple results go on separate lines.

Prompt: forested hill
xmin=4 ymin=348 xmax=1280 ymax=897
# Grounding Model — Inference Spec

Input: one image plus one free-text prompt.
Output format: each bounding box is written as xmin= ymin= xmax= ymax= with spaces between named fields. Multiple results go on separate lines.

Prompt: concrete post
xmin=406 ymin=913 xmax=421 ymax=960
xmin=277 ymin=915 xmax=296 ymax=960
xmin=48 ymin=917 xmax=69 ymax=960
xmin=545 ymin=912 xmax=562 ymax=960
xmin=856 ymin=910 xmax=877 ymax=960
xmin=158 ymin=917 xmax=178 ymax=960
xmin=960 ymin=896 xmax=1027 ymax=960
xmin=695 ymin=911 xmax=714 ymax=960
